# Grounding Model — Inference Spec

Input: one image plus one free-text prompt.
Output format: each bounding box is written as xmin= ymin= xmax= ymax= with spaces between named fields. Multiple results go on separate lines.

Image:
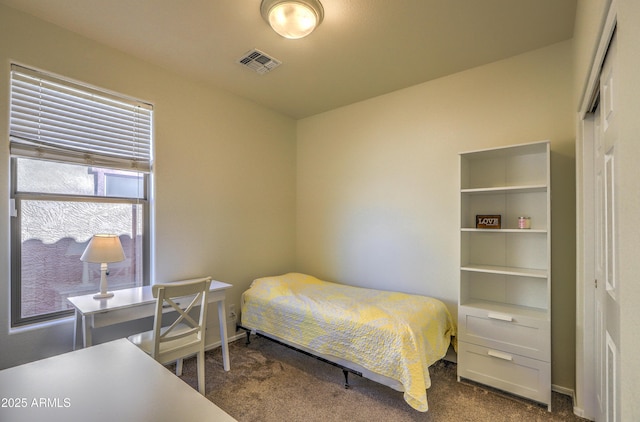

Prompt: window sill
xmin=9 ymin=314 xmax=75 ymax=335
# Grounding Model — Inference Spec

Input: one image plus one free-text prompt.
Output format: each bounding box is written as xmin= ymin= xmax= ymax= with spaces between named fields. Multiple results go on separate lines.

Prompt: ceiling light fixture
xmin=260 ymin=0 xmax=324 ymax=39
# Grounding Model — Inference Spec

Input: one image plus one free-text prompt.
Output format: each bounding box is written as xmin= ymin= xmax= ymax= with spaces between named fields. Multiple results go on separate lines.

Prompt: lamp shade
xmin=261 ymin=0 xmax=324 ymax=39
xmin=80 ymin=234 xmax=125 ymax=264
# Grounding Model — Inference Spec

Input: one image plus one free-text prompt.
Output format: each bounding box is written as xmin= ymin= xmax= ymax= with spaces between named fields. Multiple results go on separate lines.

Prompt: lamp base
xmin=93 ymin=292 xmax=114 ymax=300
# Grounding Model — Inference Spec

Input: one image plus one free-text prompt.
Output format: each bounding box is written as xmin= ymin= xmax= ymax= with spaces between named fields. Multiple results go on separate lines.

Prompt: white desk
xmin=0 ymin=339 xmax=237 ymax=422
xmin=67 ymin=280 xmax=232 ymax=371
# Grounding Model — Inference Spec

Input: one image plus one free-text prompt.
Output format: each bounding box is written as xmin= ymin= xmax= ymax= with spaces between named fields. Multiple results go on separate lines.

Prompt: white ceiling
xmin=1 ymin=0 xmax=577 ymax=119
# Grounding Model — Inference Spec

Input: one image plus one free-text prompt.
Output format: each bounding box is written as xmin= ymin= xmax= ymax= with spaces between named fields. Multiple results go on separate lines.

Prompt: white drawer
xmin=458 ymin=306 xmax=550 ymax=361
xmin=457 ymin=341 xmax=551 ymax=407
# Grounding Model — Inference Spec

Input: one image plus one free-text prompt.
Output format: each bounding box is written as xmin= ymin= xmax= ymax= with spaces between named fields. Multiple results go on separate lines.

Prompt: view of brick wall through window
xmin=18 ymin=159 xmax=144 ymax=318
xmin=21 ymin=235 xmax=142 ymax=317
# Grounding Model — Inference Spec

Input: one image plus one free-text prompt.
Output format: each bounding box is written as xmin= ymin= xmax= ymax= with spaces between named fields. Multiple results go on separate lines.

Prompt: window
xmin=9 ymin=65 xmax=153 ymax=326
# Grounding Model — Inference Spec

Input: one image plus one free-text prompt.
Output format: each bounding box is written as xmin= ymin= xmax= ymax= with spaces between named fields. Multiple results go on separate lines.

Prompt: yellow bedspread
xmin=241 ymin=273 xmax=456 ymax=412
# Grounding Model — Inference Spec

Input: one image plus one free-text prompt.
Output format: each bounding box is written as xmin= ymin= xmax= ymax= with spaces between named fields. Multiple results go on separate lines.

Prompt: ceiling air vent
xmin=237 ymin=49 xmax=281 ymax=75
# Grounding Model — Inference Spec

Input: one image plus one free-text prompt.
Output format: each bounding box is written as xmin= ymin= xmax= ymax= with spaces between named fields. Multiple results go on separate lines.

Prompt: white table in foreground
xmin=0 ymin=339 xmax=237 ymax=422
xmin=67 ymin=280 xmax=232 ymax=371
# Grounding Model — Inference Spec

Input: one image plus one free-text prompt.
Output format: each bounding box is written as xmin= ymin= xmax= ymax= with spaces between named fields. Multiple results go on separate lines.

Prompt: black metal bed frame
xmin=236 ymin=324 xmax=362 ymax=388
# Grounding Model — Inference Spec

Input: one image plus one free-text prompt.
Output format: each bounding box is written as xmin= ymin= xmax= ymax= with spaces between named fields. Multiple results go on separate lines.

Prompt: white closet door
xmin=595 ymin=32 xmax=620 ymax=422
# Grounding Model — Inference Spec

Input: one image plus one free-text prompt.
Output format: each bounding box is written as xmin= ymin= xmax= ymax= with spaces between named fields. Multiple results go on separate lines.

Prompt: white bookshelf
xmin=457 ymin=141 xmax=551 ymax=410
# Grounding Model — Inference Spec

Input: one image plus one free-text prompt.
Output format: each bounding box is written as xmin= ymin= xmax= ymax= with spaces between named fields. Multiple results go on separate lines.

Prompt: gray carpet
xmin=175 ymin=336 xmax=586 ymax=421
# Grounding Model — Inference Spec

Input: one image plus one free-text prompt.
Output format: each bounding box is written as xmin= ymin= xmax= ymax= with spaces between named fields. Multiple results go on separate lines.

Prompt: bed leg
xmin=245 ymin=330 xmax=251 ymax=345
xmin=343 ymin=369 xmax=350 ymax=389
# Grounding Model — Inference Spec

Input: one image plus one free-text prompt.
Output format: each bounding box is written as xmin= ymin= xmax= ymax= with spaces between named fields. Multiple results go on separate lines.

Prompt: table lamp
xmin=80 ymin=234 xmax=125 ymax=299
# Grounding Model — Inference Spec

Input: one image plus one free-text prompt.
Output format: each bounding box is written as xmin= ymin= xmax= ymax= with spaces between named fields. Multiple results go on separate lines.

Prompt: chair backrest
xmin=150 ymin=277 xmax=212 ymax=359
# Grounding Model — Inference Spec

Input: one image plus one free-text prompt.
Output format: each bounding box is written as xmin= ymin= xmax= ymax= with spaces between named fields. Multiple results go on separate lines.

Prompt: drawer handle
xmin=488 ymin=350 xmax=513 ymax=361
xmin=487 ymin=312 xmax=513 ymax=322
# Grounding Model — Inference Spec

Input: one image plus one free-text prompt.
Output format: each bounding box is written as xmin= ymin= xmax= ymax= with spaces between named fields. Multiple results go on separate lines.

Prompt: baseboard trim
xmin=573 ymin=406 xmax=587 ymax=419
xmin=551 ymin=385 xmax=591 ymax=420
xmin=551 ymin=384 xmax=574 ymax=398
xmin=227 ymin=332 xmax=247 ymax=343
xmin=205 ymin=331 xmax=246 ymax=351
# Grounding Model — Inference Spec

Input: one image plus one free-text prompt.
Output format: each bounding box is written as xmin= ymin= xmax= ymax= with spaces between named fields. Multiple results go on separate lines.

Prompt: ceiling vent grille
xmin=237 ymin=49 xmax=281 ymax=75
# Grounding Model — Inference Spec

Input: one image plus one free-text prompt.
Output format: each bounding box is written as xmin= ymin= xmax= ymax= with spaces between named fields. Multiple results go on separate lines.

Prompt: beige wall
xmin=297 ymin=40 xmax=576 ymax=390
xmin=0 ymin=5 xmax=297 ymax=368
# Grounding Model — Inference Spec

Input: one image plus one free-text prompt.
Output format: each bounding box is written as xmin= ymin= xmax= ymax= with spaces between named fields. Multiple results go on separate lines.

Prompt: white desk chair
xmin=128 ymin=277 xmax=212 ymax=395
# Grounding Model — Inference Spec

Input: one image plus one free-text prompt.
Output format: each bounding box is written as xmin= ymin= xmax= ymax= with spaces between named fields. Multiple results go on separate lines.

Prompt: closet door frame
xmin=575 ymin=1 xmax=618 ymax=420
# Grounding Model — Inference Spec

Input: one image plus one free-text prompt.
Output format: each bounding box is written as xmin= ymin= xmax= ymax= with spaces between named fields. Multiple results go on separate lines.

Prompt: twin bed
xmin=240 ymin=272 xmax=456 ymax=412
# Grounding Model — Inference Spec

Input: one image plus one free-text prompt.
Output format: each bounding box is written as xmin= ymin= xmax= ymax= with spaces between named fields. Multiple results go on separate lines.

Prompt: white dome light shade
xmin=261 ymin=0 xmax=324 ymax=39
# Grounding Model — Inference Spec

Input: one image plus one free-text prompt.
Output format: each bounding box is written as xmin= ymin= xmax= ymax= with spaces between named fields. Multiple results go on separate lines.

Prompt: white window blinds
xmin=9 ymin=65 xmax=153 ymax=172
